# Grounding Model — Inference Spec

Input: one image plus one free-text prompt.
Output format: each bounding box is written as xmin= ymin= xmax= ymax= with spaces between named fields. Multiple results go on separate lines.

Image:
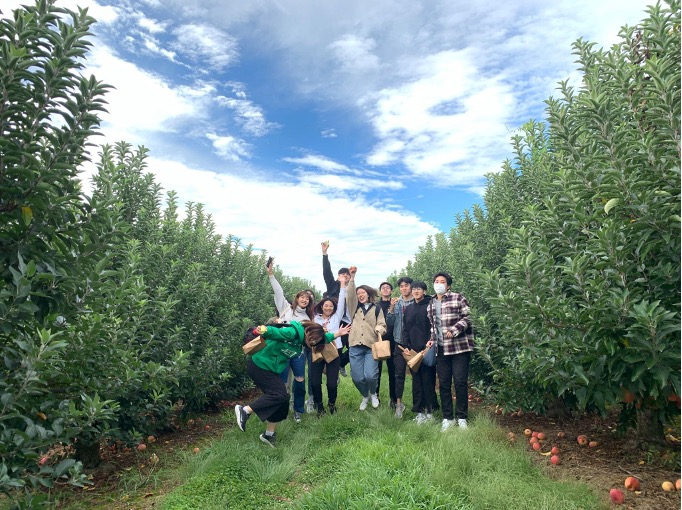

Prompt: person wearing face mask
xmin=426 ymin=272 xmax=475 ymax=432
xmin=346 ymin=266 xmax=387 ymax=410
xmin=267 ymin=260 xmax=314 ymax=423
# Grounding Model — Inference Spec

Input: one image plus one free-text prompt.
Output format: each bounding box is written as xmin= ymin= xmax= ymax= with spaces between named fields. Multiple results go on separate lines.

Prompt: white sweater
xmin=314 ymin=287 xmax=347 ymax=348
xmin=269 ymin=275 xmax=312 ymax=323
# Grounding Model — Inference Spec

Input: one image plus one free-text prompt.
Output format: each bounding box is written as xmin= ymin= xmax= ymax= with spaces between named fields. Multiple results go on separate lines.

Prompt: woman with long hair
xmin=267 ymin=260 xmax=314 ymax=422
xmin=311 ymin=278 xmax=348 ymax=415
xmin=235 ymin=320 xmax=350 ymax=447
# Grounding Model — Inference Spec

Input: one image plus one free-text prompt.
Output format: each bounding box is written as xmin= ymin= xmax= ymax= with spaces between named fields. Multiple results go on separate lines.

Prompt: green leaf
xmin=603 ymin=198 xmax=620 ymax=214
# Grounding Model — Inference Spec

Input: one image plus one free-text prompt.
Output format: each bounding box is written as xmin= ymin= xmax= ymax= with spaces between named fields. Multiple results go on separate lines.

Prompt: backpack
xmin=242 ymin=322 xmax=300 ymax=344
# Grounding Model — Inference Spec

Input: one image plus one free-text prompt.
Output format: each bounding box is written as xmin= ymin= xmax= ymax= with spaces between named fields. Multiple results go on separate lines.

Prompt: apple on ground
xmin=537 ymin=432 xmax=546 ymax=440
xmin=550 ymin=455 xmax=560 ymax=465
xmin=557 ymin=431 xmax=566 ymax=439
xmin=193 ymin=447 xmax=200 ymax=454
xmin=577 ymin=435 xmax=589 ymax=446
xmin=137 ymin=443 xmax=147 ymax=451
xmin=676 ymin=479 xmax=681 ymax=491
xmin=147 ymin=435 xmax=156 ymax=443
xmin=610 ymin=489 xmax=625 ymax=504
xmin=624 ymin=476 xmax=640 ymax=491
xmin=661 ymin=481 xmax=674 ymax=492
xmin=532 ymin=431 xmax=539 ymax=438
xmin=530 ymin=437 xmax=539 ymax=445
xmin=550 ymin=446 xmax=560 ymax=455
xmin=524 ymin=429 xmax=532 ymax=437
xmin=532 ymin=442 xmax=541 ymax=451
xmin=588 ymin=440 xmax=599 ymax=448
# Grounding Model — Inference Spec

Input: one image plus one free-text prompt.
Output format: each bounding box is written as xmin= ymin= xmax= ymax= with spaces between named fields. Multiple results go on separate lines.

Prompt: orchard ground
xmin=17 ymin=378 xmax=681 ymax=510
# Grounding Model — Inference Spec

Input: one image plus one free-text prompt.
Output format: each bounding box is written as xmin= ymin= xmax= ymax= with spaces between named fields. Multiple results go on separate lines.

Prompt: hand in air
xmin=336 ymin=324 xmax=351 ymax=337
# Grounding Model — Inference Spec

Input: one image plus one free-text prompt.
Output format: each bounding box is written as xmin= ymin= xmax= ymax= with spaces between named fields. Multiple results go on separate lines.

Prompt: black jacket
xmin=322 ymin=255 xmax=341 ymax=299
xmin=402 ymin=295 xmax=432 ymax=351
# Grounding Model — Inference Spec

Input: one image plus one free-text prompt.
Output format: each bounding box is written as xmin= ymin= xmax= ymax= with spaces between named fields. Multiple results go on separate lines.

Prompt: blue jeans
xmin=279 ymin=351 xmax=306 ymax=413
xmin=349 ymin=345 xmax=379 ymax=397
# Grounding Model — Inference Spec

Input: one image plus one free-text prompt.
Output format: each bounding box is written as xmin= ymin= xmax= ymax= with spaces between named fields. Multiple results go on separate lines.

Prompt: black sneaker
xmin=259 ymin=432 xmax=276 ymax=448
xmin=329 ymin=403 xmax=336 ymax=415
xmin=235 ymin=404 xmax=250 ymax=432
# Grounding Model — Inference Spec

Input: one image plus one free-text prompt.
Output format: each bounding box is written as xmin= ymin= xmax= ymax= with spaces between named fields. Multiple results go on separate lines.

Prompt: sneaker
xmin=413 ymin=412 xmax=425 ymax=424
xmin=425 ymin=413 xmax=434 ymax=422
xmin=457 ymin=418 xmax=468 ymax=429
xmin=370 ymin=394 xmax=380 ymax=408
xmin=390 ymin=400 xmax=397 ymax=411
xmin=306 ymin=398 xmax=315 ymax=414
xmin=235 ymin=405 xmax=250 ymax=432
xmin=395 ymin=402 xmax=406 ymax=419
xmin=259 ymin=432 xmax=276 ymax=448
xmin=329 ymin=403 xmax=336 ymax=415
xmin=359 ymin=396 xmax=369 ymax=411
xmin=441 ymin=418 xmax=455 ymax=432
xmin=339 ymin=367 xmax=348 ymax=377
xmin=294 ymin=412 xmax=302 ymax=423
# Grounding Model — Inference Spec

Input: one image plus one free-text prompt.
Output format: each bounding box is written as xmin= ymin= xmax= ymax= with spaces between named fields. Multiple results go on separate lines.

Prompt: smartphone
xmin=266 ymin=256 xmax=273 ymax=268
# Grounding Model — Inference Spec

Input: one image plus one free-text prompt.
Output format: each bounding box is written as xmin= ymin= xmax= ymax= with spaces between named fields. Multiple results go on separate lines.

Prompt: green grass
xmin=158 ymin=371 xmax=606 ymax=510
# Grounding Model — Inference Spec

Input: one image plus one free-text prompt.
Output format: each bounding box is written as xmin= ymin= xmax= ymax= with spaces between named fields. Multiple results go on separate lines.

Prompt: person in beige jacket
xmin=346 ymin=266 xmax=387 ymax=410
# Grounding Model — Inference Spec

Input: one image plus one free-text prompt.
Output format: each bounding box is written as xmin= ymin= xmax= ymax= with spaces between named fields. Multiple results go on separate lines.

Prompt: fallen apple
xmin=193 ymin=447 xmax=200 ymax=454
xmin=532 ymin=431 xmax=539 ymax=438
xmin=676 ymin=479 xmax=681 ymax=491
xmin=550 ymin=455 xmax=560 ymax=465
xmin=609 ymin=488 xmax=625 ymax=505
xmin=588 ymin=440 xmax=599 ymax=448
xmin=147 ymin=435 xmax=156 ymax=443
xmin=38 ymin=456 xmax=49 ymax=466
xmin=137 ymin=443 xmax=147 ymax=452
xmin=557 ymin=431 xmax=566 ymax=439
xmin=624 ymin=476 xmax=640 ymax=491
xmin=577 ymin=435 xmax=589 ymax=446
xmin=529 ymin=437 xmax=539 ymax=445
xmin=661 ymin=481 xmax=674 ymax=492
xmin=537 ymin=432 xmax=546 ymax=441
xmin=532 ymin=442 xmax=541 ymax=451
xmin=507 ymin=432 xmax=516 ymax=442
xmin=550 ymin=446 xmax=560 ymax=455
xmin=524 ymin=429 xmax=532 ymax=437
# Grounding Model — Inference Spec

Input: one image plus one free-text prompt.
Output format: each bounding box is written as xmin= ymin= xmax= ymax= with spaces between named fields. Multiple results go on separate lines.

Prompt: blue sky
xmin=6 ymin=0 xmax=651 ymax=291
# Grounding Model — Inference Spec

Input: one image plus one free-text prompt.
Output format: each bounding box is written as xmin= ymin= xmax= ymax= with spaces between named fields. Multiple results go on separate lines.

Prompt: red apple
xmin=557 ymin=431 xmax=566 ymax=439
xmin=529 ymin=437 xmax=539 ymax=445
xmin=624 ymin=477 xmax=640 ymax=491
xmin=577 ymin=435 xmax=589 ymax=446
xmin=609 ymin=489 xmax=625 ymax=504
xmin=38 ymin=456 xmax=49 ymax=466
xmin=532 ymin=442 xmax=541 ymax=451
xmin=137 ymin=443 xmax=147 ymax=451
xmin=588 ymin=440 xmax=599 ymax=448
xmin=204 ymin=425 xmax=211 ymax=430
xmin=550 ymin=455 xmax=560 ymax=465
xmin=550 ymin=446 xmax=560 ymax=455
xmin=147 ymin=435 xmax=156 ymax=443
xmin=537 ymin=432 xmax=546 ymax=441
xmin=676 ymin=479 xmax=681 ymax=491
xmin=532 ymin=431 xmax=539 ymax=438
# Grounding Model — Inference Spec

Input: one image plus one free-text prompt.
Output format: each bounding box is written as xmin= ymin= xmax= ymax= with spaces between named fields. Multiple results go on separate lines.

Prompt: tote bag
xmin=422 ymin=345 xmax=436 ymax=367
xmin=371 ymin=334 xmax=391 ymax=361
xmin=407 ymin=349 xmax=424 ymax=372
xmin=242 ymin=336 xmax=265 ymax=355
xmin=322 ymin=342 xmax=339 ymax=363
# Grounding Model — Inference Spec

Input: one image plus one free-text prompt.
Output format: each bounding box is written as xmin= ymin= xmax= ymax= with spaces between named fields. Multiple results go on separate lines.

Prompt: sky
xmin=5 ymin=0 xmax=652 ymax=292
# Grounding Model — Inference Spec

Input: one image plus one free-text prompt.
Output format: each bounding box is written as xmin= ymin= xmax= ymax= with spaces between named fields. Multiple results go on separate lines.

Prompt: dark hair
xmin=293 ymin=290 xmax=315 ymax=320
xmin=379 ymin=281 xmax=393 ymax=291
xmin=301 ymin=321 xmax=327 ymax=351
xmin=356 ymin=285 xmax=378 ymax=302
xmin=412 ymin=280 xmax=427 ymax=291
xmin=397 ymin=276 xmax=413 ymax=286
xmin=433 ymin=272 xmax=452 ymax=286
xmin=338 ymin=267 xmax=350 ymax=276
xmin=314 ymin=297 xmax=338 ymax=317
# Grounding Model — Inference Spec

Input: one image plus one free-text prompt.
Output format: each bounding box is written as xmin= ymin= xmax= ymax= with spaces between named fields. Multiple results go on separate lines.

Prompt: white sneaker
xmin=441 ymin=419 xmax=455 ymax=432
xmin=359 ymin=397 xmax=369 ymax=411
xmin=370 ymin=394 xmax=380 ymax=408
xmin=395 ymin=402 xmax=405 ymax=419
xmin=457 ymin=418 xmax=468 ymax=429
xmin=413 ymin=413 xmax=425 ymax=424
xmin=424 ymin=413 xmax=434 ymax=422
xmin=306 ymin=398 xmax=315 ymax=414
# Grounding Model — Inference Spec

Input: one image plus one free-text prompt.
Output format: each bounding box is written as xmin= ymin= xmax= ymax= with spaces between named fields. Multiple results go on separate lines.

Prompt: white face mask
xmin=433 ymin=283 xmax=447 ymax=295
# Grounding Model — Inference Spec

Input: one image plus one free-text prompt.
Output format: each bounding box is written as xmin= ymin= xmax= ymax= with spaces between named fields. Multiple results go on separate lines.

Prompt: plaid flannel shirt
xmin=427 ymin=291 xmax=475 ymax=355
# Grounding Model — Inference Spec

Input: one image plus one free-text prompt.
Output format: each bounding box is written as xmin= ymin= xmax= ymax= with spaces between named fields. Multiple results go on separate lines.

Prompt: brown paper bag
xmin=322 ymin=342 xmax=339 ymax=363
xmin=407 ymin=349 xmax=424 ymax=372
xmin=372 ymin=334 xmax=391 ymax=361
xmin=242 ymin=336 xmax=265 ymax=355
xmin=400 ymin=347 xmax=418 ymax=363
xmin=311 ymin=348 xmax=325 ymax=363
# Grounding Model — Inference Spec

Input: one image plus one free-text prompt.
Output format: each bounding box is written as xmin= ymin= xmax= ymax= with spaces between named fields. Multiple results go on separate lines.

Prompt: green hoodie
xmin=251 ymin=321 xmax=335 ymax=374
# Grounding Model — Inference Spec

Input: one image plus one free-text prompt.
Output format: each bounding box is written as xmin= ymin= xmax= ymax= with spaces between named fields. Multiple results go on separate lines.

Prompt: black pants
xmin=436 ymin=348 xmax=471 ymax=420
xmin=376 ymin=340 xmax=396 ymax=403
xmin=338 ymin=322 xmax=350 ymax=368
xmin=247 ymin=358 xmax=289 ymax=423
xmin=310 ymin=355 xmax=340 ymax=409
xmin=393 ymin=345 xmax=407 ymax=400
xmin=410 ymin=364 xmax=436 ymax=413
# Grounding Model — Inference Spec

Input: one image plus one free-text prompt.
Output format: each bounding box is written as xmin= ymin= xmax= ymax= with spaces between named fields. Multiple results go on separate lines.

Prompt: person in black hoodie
xmin=402 ymin=281 xmax=436 ymax=424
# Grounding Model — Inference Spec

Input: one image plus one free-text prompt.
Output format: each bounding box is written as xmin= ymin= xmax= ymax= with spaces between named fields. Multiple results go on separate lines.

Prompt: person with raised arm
xmin=321 ymin=241 xmax=351 ymax=377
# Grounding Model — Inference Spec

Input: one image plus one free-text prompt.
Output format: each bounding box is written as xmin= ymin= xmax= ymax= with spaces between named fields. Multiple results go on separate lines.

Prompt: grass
xmin=155 ymin=370 xmax=606 ymax=510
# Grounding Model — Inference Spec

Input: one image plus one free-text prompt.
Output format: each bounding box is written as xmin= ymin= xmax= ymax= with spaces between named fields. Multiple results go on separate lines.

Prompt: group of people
xmin=235 ymin=242 xmax=475 ymax=447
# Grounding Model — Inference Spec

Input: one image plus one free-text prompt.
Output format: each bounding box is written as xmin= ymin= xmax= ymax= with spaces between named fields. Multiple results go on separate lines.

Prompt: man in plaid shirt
xmin=426 ymin=272 xmax=475 ymax=432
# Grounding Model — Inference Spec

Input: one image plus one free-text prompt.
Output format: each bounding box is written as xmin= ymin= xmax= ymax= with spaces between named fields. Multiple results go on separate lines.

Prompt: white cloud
xmin=321 ymin=128 xmax=337 ymax=138
xmin=137 ymin=15 xmax=167 ymax=34
xmin=206 ymin=133 xmax=251 ymax=161
xmin=283 ymin=155 xmax=350 ymax=173
xmin=329 ymin=34 xmax=381 ymax=72
xmin=215 ymin=96 xmax=277 ymax=137
xmin=173 ymin=24 xmax=239 ymax=71
xmin=297 ymin=173 xmax=404 ymax=192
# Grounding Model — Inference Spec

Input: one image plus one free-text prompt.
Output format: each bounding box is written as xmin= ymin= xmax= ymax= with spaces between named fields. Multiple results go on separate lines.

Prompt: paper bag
xmin=242 ymin=336 xmax=265 ymax=355
xmin=312 ymin=348 xmax=325 ymax=363
xmin=372 ymin=337 xmax=392 ymax=361
xmin=407 ymin=349 xmax=424 ymax=372
xmin=400 ymin=347 xmax=418 ymax=363
xmin=322 ymin=342 xmax=339 ymax=363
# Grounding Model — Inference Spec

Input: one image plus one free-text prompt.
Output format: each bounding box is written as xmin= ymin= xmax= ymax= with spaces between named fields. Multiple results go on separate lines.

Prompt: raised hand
xmin=321 ymin=240 xmax=329 ymax=255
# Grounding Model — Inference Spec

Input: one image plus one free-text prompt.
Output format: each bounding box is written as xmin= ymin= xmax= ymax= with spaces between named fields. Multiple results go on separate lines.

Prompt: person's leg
xmin=310 ymin=357 xmax=325 ymax=409
xmin=376 ymin=359 xmax=383 ymax=396
xmin=325 ymin=357 xmax=340 ymax=412
xmin=387 ymin=348 xmax=396 ymax=406
xmin=290 ymin=352 xmax=306 ymax=415
xmin=366 ymin=348 xmax=380 ymax=396
xmin=246 ymin=359 xmax=290 ymax=423
xmin=452 ymin=351 xmax=472 ymax=420
xmin=306 ymin=347 xmax=314 ymax=410
xmin=393 ymin=348 xmax=406 ymax=401
xmin=422 ymin=365 xmax=436 ymax=414
xmin=436 ymin=346 xmax=454 ymax=420
xmin=410 ymin=367 xmax=423 ymax=413
xmin=349 ymin=345 xmax=369 ymax=397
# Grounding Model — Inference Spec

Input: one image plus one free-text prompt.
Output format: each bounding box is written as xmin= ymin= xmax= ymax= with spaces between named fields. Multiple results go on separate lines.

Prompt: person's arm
xmin=346 ymin=269 xmax=358 ymax=319
xmin=322 ymin=242 xmax=335 ymax=293
xmin=448 ymin=294 xmax=472 ymax=337
xmin=401 ymin=310 xmax=411 ymax=347
xmin=375 ymin=304 xmax=387 ymax=337
xmin=332 ymin=286 xmax=347 ymax=322
xmin=257 ymin=324 xmax=298 ymax=342
xmin=325 ymin=323 xmax=351 ymax=343
xmin=268 ymin=274 xmax=291 ymax=317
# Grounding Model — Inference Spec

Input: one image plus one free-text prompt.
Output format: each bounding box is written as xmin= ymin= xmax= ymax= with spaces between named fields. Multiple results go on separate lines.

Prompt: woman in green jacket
xmin=235 ymin=320 xmax=350 ymax=447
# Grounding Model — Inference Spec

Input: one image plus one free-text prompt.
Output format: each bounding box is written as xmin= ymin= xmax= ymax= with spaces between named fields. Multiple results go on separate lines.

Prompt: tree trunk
xmin=635 ymin=408 xmax=664 ymax=445
xmin=74 ymin=438 xmax=101 ymax=469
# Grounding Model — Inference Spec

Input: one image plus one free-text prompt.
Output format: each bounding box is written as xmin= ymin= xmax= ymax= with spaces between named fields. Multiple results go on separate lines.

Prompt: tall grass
xmin=159 ymin=370 xmax=605 ymax=510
